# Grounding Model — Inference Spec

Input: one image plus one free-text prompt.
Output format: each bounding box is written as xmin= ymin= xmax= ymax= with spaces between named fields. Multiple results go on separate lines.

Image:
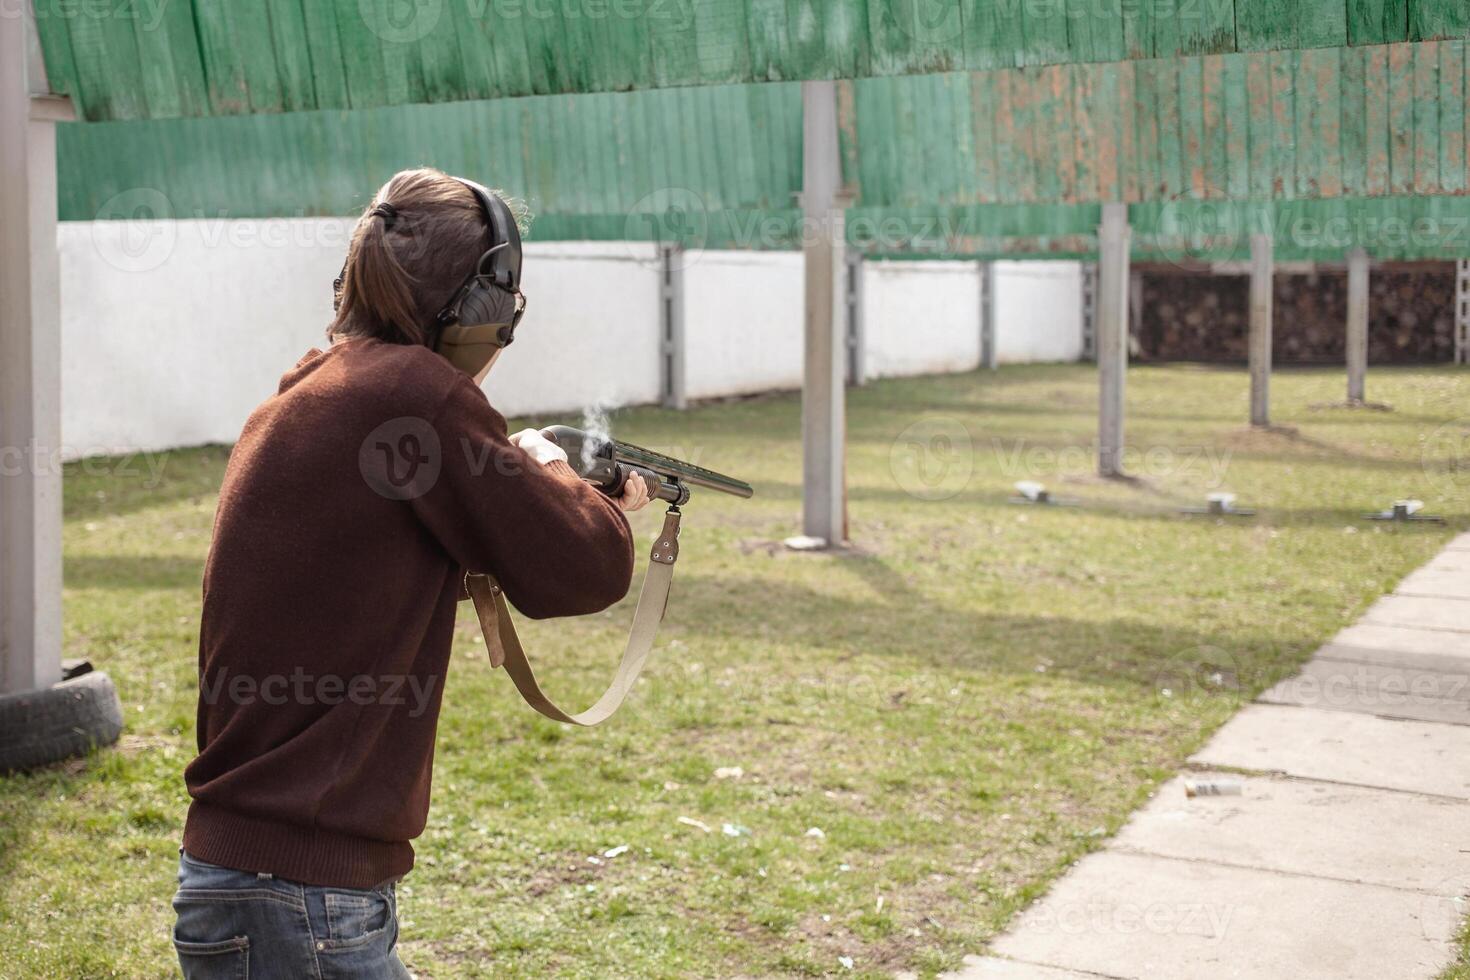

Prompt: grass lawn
xmin=1 ymin=363 xmax=1467 ymax=978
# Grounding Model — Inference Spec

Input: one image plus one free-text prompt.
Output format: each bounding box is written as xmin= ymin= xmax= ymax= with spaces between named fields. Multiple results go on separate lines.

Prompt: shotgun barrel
xmin=540 ymin=425 xmax=754 ymax=505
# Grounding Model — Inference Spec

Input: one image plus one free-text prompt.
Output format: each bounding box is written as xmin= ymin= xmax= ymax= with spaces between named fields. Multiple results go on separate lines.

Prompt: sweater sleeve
xmin=410 ymin=376 xmax=635 ymax=619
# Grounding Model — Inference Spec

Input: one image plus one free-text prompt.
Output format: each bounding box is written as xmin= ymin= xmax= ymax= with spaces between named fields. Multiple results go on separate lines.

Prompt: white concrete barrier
xmin=59 ymin=220 xmax=1083 ymax=457
xmin=864 ymin=260 xmax=983 ymax=379
xmin=992 ymin=261 xmax=1086 ymax=364
xmin=683 ymin=250 xmax=805 ymax=399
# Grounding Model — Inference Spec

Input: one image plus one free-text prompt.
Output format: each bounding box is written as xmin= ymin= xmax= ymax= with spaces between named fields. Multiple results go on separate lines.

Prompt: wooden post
xmin=1248 ymin=234 xmax=1274 ymax=428
xmin=0 ymin=11 xmax=67 ymax=694
xmin=797 ymin=80 xmax=847 ymax=546
xmin=1097 ymin=204 xmax=1130 ymax=477
xmin=1346 ymin=248 xmax=1369 ymax=403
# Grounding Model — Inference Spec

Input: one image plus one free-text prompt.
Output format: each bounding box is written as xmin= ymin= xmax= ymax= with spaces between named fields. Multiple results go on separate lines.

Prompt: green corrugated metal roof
xmin=857 ymin=196 xmax=1470 ymax=260
xmin=852 ymin=42 xmax=1470 ymax=206
xmin=32 ymin=0 xmax=1470 ymax=122
xmin=57 ymin=82 xmax=804 ymax=228
xmin=59 ymin=39 xmax=1470 ymax=260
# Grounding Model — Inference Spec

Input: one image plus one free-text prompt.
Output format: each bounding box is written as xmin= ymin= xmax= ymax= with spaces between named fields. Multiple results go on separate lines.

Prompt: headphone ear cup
xmin=457 ymin=282 xmax=515 ymax=329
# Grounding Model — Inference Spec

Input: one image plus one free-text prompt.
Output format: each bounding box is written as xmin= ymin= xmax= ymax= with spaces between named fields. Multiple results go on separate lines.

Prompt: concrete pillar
xmin=1079 ymin=262 xmax=1096 ymax=362
xmin=1249 ymin=234 xmax=1274 ymax=428
xmin=845 ymin=251 xmax=865 ymax=386
xmin=979 ymin=261 xmax=997 ymax=370
xmin=798 ymin=80 xmax=847 ymax=545
xmin=1456 ymin=260 xmax=1469 ymax=366
xmin=1096 ymin=204 xmax=1130 ymax=477
xmin=658 ymin=244 xmax=686 ymax=409
xmin=0 ymin=10 xmax=67 ymax=694
xmin=1346 ymin=248 xmax=1369 ymax=403
xmin=1128 ymin=270 xmax=1145 ymax=353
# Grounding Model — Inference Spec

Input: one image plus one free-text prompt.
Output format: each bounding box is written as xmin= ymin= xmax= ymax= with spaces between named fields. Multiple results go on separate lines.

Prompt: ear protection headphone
xmin=332 ymin=177 xmax=526 ymax=353
xmin=433 ymin=177 xmax=525 ymax=350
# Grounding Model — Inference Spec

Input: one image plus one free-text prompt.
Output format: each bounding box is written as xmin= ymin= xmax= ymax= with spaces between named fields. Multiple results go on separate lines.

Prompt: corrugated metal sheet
xmin=33 ymin=0 xmax=1470 ymax=122
xmin=57 ymin=83 xmax=804 ymax=241
xmin=56 ymin=42 xmax=1470 ymax=260
xmin=851 ymin=41 xmax=1470 ymax=206
xmin=856 ymin=197 xmax=1470 ymax=260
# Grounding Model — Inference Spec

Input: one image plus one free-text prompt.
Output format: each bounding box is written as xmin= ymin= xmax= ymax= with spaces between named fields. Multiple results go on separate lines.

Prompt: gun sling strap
xmin=463 ymin=507 xmax=681 ymax=726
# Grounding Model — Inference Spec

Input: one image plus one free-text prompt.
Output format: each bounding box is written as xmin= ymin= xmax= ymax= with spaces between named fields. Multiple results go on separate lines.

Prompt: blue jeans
xmin=172 ymin=850 xmax=412 ymax=979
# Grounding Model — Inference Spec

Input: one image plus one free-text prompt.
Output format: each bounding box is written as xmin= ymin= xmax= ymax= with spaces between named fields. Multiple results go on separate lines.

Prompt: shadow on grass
xmin=752 ymin=479 xmax=1469 ymax=526
xmin=65 ymin=555 xmax=204 ymax=591
xmin=62 ymin=445 xmax=231 ymax=524
xmin=669 ymin=568 xmax=1306 ymax=700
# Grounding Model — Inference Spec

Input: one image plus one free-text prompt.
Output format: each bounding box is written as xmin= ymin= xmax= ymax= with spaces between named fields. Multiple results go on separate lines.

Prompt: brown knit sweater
xmin=182 ymin=337 xmax=634 ymax=888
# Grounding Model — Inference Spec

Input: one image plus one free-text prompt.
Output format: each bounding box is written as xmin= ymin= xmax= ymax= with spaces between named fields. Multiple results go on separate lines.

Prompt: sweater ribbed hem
xmin=183 ymin=800 xmax=414 ymax=889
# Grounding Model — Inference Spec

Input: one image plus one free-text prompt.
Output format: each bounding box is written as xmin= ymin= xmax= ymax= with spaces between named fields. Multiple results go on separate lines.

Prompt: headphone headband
xmin=332 ymin=176 xmax=526 ymax=352
xmin=432 ymin=178 xmax=526 ymax=350
xmin=450 ymin=177 xmax=522 ymax=294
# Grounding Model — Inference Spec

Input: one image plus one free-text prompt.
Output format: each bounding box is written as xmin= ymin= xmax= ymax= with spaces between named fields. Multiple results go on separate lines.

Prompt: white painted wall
xmin=992 ymin=260 xmax=1086 ymax=364
xmin=59 ymin=219 xmax=1083 ymax=456
xmin=489 ymin=242 xmax=662 ymax=417
xmin=683 ymin=250 xmax=805 ymax=398
xmin=60 ymin=218 xmax=344 ymax=459
xmin=864 ymin=260 xmax=983 ymax=378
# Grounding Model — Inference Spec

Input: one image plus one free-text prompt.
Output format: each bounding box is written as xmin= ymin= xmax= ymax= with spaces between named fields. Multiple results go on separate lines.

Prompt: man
xmin=173 ymin=168 xmax=649 ymax=978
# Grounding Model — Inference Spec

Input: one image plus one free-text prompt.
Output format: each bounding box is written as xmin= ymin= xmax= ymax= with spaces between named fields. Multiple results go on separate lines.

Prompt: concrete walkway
xmin=948 ymin=533 xmax=1470 ymax=980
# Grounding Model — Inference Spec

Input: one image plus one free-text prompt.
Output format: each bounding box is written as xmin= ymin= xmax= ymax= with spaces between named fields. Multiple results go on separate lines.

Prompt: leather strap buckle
xmin=650 ymin=509 xmax=681 ymax=565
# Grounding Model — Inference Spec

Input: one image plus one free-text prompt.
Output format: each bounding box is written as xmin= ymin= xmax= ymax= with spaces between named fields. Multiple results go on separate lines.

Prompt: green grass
xmin=1449 ymin=915 xmax=1470 ymax=980
xmin=2 ymin=363 xmax=1468 ymax=979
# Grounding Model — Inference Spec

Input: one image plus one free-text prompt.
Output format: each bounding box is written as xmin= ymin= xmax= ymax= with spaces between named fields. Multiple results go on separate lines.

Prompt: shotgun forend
xmin=540 ymin=425 xmax=754 ymax=506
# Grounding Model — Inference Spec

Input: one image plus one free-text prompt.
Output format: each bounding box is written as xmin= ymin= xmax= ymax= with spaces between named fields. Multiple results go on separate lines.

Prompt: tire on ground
xmin=0 ymin=671 xmax=124 ymax=773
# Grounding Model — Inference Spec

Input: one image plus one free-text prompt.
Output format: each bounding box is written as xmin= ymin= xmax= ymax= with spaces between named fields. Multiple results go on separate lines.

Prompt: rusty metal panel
xmin=55 ymin=38 xmax=1470 ymax=265
xmin=37 ymin=0 xmax=1470 ymax=121
xmin=1444 ymin=40 xmax=1468 ymax=192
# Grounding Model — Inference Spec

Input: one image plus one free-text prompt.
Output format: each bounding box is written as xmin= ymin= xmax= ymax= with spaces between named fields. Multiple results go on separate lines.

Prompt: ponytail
xmin=328 ymin=168 xmax=497 ymax=347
